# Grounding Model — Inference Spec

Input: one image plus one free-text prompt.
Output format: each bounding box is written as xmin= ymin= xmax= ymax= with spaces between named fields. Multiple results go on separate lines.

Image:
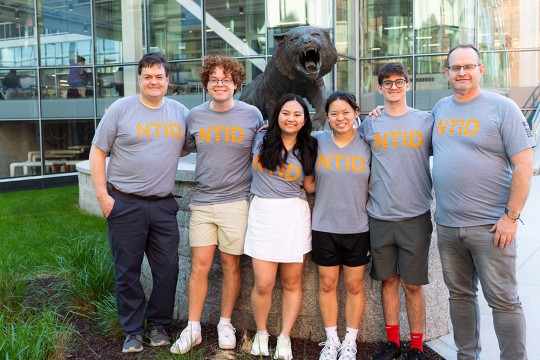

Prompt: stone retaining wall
xmin=77 ymin=159 xmax=450 ymax=342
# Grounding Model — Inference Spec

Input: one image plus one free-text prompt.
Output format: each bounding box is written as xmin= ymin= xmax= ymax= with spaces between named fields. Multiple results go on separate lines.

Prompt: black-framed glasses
xmin=381 ymin=79 xmax=407 ymax=89
xmin=446 ymin=64 xmax=480 ymax=72
xmin=208 ymin=78 xmax=232 ymax=87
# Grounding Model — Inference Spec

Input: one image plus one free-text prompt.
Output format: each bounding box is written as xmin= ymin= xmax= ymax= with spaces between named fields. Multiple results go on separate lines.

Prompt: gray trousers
xmin=107 ymin=190 xmax=180 ymax=335
xmin=437 ymin=224 xmax=527 ymax=360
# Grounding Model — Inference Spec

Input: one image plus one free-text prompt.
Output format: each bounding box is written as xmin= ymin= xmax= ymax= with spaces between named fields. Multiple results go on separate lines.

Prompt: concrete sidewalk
xmin=427 ymin=174 xmax=540 ymax=360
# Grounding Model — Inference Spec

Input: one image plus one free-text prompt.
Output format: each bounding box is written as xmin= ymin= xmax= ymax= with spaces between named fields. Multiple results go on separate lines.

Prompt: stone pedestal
xmin=77 ymin=158 xmax=450 ymax=342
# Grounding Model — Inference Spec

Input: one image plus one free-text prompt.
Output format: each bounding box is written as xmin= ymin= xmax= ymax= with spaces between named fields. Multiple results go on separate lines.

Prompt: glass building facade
xmin=1 ymin=0 xmax=539 ymax=190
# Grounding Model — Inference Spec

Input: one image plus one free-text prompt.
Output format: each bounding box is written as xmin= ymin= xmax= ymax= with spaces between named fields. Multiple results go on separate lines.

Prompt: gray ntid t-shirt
xmin=250 ymin=131 xmax=307 ymax=200
xmin=92 ymin=95 xmax=188 ymax=197
xmin=185 ymin=100 xmax=264 ymax=205
xmin=311 ymin=131 xmax=371 ymax=234
xmin=359 ymin=107 xmax=434 ymax=221
xmin=432 ymin=91 xmax=536 ymax=227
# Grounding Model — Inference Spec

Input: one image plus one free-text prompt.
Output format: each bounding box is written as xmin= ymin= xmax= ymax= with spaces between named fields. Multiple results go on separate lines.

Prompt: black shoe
xmin=372 ymin=342 xmax=402 ymax=360
xmin=406 ymin=348 xmax=426 ymax=360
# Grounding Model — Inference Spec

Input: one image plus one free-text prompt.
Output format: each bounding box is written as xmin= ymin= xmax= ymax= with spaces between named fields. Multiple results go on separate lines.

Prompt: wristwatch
xmin=504 ymin=207 xmax=520 ymax=222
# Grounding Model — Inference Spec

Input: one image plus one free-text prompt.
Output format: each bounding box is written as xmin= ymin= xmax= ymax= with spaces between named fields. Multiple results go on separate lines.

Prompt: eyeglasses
xmin=446 ymin=64 xmax=480 ymax=72
xmin=381 ymin=79 xmax=407 ymax=89
xmin=208 ymin=78 xmax=232 ymax=87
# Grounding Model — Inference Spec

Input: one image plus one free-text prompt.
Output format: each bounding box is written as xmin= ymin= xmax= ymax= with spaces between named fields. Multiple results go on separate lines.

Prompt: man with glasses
xmin=170 ymin=55 xmax=264 ymax=355
xmin=359 ymin=62 xmax=434 ymax=360
xmin=432 ymin=44 xmax=534 ymax=360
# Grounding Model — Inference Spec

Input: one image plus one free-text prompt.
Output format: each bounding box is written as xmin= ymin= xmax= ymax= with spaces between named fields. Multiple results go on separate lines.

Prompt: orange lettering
xmin=374 ymin=133 xmax=387 ymax=150
xmin=169 ymin=123 xmax=182 ymax=137
xmin=409 ymin=131 xmax=422 ymax=147
xmin=137 ymin=123 xmax=152 ymax=138
xmin=199 ymin=127 xmax=211 ymax=142
xmin=284 ymin=164 xmax=300 ymax=181
xmin=318 ymin=154 xmax=331 ymax=170
xmin=464 ymin=119 xmax=480 ymax=135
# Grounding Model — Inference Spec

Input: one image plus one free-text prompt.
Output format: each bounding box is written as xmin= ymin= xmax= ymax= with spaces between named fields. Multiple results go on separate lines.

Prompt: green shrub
xmin=92 ymin=293 xmax=124 ymax=338
xmin=0 ymin=258 xmax=29 ymax=316
xmin=48 ymin=235 xmax=115 ymax=314
xmin=0 ymin=309 xmax=73 ymax=360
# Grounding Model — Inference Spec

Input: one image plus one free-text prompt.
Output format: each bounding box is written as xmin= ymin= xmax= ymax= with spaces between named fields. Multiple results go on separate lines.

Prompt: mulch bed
xmin=68 ymin=319 xmax=445 ymax=359
xmin=27 ymin=277 xmax=444 ymax=359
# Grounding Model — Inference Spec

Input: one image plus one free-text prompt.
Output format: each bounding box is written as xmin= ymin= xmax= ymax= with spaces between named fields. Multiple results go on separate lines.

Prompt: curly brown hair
xmin=199 ymin=55 xmax=246 ymax=93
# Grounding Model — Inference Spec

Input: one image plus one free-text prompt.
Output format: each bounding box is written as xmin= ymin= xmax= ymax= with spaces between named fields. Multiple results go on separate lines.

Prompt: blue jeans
xmin=437 ymin=224 xmax=527 ymax=360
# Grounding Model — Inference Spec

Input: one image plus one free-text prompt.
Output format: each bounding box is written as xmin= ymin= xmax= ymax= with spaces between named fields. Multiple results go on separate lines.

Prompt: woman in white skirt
xmin=245 ymin=94 xmax=317 ymax=359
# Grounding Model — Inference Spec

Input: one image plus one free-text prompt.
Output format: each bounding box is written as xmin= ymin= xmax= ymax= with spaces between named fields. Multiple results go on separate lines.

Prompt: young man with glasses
xmin=432 ymin=44 xmax=534 ymax=360
xmin=359 ymin=62 xmax=434 ymax=360
xmin=170 ymin=55 xmax=264 ymax=355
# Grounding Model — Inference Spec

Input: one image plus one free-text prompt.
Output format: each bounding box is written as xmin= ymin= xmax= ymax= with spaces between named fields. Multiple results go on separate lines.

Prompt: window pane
xmin=168 ymin=61 xmax=204 ymax=109
xmin=336 ymin=58 xmax=356 ymax=94
xmin=0 ymin=1 xmax=37 ymax=66
xmin=336 ymin=0 xmax=355 ymax=56
xmin=481 ymin=51 xmax=540 ymax=115
xmin=41 ymin=119 xmax=94 ymax=175
xmin=359 ymin=57 xmax=412 ymax=113
xmin=266 ymin=0 xmax=332 ymax=28
xmin=205 ymin=0 xmax=266 ymax=57
xmin=414 ymin=0 xmax=475 ymax=54
xmin=96 ymin=64 xmax=139 ymax=117
xmin=149 ymin=0 xmax=202 ymax=60
xmin=478 ymin=0 xmax=540 ymax=50
xmin=414 ymin=55 xmax=450 ymax=111
xmin=95 ymin=0 xmax=145 ymax=64
xmin=38 ymin=0 xmax=92 ymax=66
xmin=360 ymin=0 xmax=413 ymax=57
xmin=1 ymin=120 xmax=40 ymax=179
xmin=40 ymin=68 xmax=95 ymax=118
xmin=0 ymin=69 xmax=38 ymax=119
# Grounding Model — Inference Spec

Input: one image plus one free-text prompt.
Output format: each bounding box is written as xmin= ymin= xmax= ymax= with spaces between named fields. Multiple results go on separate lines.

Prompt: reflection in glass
xmin=96 ymin=65 xmax=139 ymax=117
xmin=95 ymin=0 xmax=145 ymax=63
xmin=481 ymin=51 xmax=540 ymax=112
xmin=41 ymin=119 xmax=95 ymax=175
xmin=167 ymin=61 xmax=204 ymax=109
xmin=0 ymin=0 xmax=37 ymax=67
xmin=149 ymin=0 xmax=201 ymax=60
xmin=336 ymin=58 xmax=356 ymax=94
xmin=40 ymin=68 xmax=94 ymax=118
xmin=38 ymin=0 xmax=92 ymax=66
xmin=414 ymin=0 xmax=474 ymax=54
xmin=0 ymin=69 xmax=39 ymax=119
xmin=359 ymin=57 xmax=412 ymax=113
xmin=0 ymin=120 xmax=40 ymax=178
xmin=360 ymin=0 xmax=413 ymax=57
xmin=205 ymin=0 xmax=266 ymax=57
xmin=336 ymin=0 xmax=355 ymax=56
xmin=478 ymin=0 xmax=539 ymax=50
xmin=414 ymin=55 xmax=450 ymax=110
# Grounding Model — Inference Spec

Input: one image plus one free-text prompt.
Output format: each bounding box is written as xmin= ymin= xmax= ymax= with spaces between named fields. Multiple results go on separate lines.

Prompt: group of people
xmin=89 ymin=43 xmax=535 ymax=360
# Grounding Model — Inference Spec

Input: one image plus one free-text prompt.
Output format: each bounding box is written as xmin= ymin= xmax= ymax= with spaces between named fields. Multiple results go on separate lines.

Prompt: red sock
xmin=410 ymin=332 xmax=424 ymax=351
xmin=385 ymin=324 xmax=400 ymax=347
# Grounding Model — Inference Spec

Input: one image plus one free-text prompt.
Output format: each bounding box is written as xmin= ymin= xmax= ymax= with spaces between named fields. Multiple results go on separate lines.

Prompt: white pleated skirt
xmin=244 ymin=195 xmax=312 ymax=263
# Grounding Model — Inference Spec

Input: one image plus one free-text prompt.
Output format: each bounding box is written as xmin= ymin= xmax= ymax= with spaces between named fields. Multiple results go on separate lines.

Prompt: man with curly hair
xmin=170 ymin=55 xmax=264 ymax=355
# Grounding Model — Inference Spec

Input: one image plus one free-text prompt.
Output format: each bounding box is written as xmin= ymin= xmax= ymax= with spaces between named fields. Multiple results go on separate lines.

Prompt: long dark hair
xmin=258 ymin=94 xmax=317 ymax=176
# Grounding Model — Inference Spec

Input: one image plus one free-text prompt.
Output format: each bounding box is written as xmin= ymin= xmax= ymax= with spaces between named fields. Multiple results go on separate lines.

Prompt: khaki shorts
xmin=189 ymin=200 xmax=249 ymax=255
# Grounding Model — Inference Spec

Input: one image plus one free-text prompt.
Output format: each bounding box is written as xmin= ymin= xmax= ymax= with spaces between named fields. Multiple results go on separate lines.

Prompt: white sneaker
xmin=169 ymin=326 xmax=202 ymax=354
xmin=217 ymin=322 xmax=236 ymax=350
xmin=338 ymin=339 xmax=357 ymax=360
xmin=251 ymin=331 xmax=270 ymax=356
xmin=274 ymin=334 xmax=293 ymax=360
xmin=318 ymin=337 xmax=340 ymax=360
